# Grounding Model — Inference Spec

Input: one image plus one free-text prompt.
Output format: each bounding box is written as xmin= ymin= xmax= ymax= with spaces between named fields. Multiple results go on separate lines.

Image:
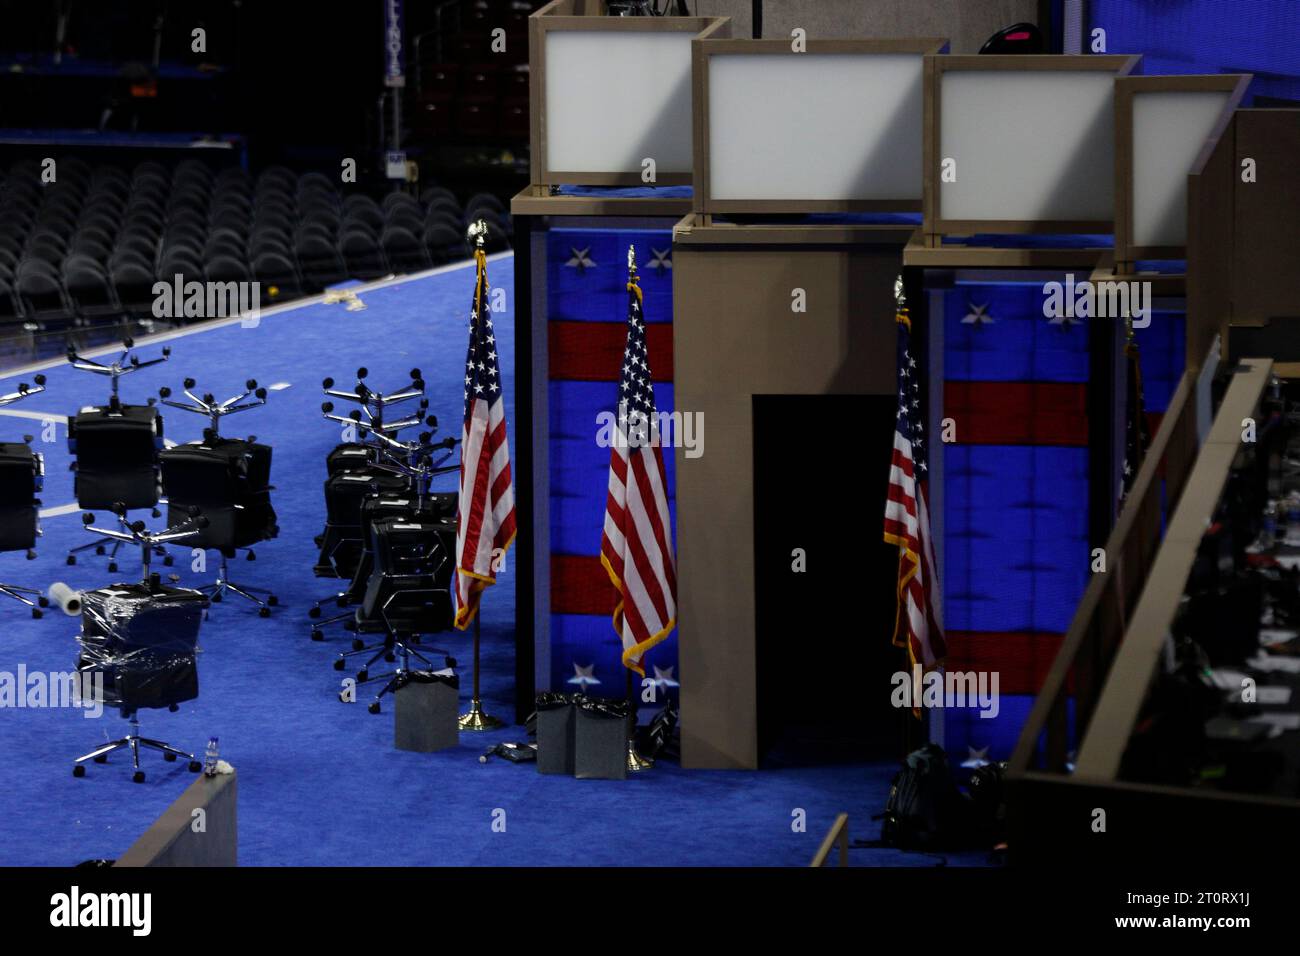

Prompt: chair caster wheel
xmin=107 ymin=562 xmax=117 ymax=573
xmin=164 ymin=752 xmax=177 ymax=762
xmin=258 ymin=607 xmax=270 ymax=618
xmin=66 ymin=555 xmax=76 ymax=565
xmin=169 ymin=703 xmax=179 ymax=712
xmin=357 ymin=669 xmax=369 ymax=682
xmin=163 ymin=555 xmax=174 ymax=567
xmin=351 ymin=638 xmax=364 ymax=651
xmin=132 ymin=771 xmax=145 ymax=784
xmin=311 ymin=629 xmax=324 ymax=642
xmin=368 ymin=702 xmax=381 ymax=714
xmin=267 ymin=595 xmax=278 ymax=607
xmin=384 ymin=653 xmax=396 ymax=663
xmin=93 ymin=754 xmax=108 ymax=764
xmin=95 ymin=545 xmax=105 ymax=556
xmin=38 ymin=596 xmax=49 ymax=607
xmin=31 ymin=608 xmax=42 ymax=619
xmin=333 ymin=659 xmax=345 ymax=671
xmin=309 ymin=606 xmax=321 ymax=619
xmin=188 ymin=761 xmax=202 ymax=773
xmin=246 ymin=551 xmax=256 ymax=561
xmin=73 ymin=765 xmax=85 ymax=778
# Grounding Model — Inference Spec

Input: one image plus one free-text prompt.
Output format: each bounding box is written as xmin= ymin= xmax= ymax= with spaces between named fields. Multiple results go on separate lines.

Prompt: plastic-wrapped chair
xmin=71 ymin=509 xmax=211 ymax=782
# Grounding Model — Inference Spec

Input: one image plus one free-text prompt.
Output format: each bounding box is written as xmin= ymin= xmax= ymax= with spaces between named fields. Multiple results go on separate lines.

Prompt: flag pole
xmin=623 ymin=245 xmax=654 ymax=773
xmin=459 ymin=218 xmax=504 ymax=732
xmin=626 ymin=664 xmax=653 ymax=772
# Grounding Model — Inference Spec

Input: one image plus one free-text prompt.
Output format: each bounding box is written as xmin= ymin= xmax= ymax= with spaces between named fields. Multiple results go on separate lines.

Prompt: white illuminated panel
xmin=939 ymin=69 xmax=1118 ymax=223
xmin=544 ymin=30 xmax=695 ymax=175
xmin=707 ymin=53 xmax=925 ymax=201
xmin=1131 ymin=89 xmax=1231 ymax=247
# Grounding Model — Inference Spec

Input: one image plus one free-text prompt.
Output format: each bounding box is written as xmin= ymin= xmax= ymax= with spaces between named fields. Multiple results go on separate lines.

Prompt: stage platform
xmin=0 ymin=255 xmax=988 ymax=867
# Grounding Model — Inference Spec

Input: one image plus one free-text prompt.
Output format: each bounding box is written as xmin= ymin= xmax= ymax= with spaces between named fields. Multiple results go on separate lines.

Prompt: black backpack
xmin=873 ymin=744 xmax=969 ymax=850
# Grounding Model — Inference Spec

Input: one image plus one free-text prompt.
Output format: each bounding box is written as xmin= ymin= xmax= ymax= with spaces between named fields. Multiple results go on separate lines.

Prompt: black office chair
xmin=312 ymin=403 xmax=458 ymax=653
xmin=310 ymin=490 xmax=456 ymax=641
xmin=158 ymin=379 xmax=279 ymax=616
xmin=311 ymin=367 xmax=429 ymax=580
xmin=0 ymin=375 xmax=50 ymax=617
xmin=65 ymin=339 xmax=170 ymax=571
xmin=71 ymin=506 xmax=210 ymax=782
xmin=333 ymin=514 xmax=458 ymax=713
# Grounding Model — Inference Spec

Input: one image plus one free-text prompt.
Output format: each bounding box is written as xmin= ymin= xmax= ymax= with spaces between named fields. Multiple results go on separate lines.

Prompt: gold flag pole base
xmin=627 ymin=739 xmax=654 ymax=772
xmin=458 ymin=697 xmax=504 ymax=731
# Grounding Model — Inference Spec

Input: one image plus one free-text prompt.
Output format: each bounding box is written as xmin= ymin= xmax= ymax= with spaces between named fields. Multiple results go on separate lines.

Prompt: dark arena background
xmin=0 ymin=0 xmax=1297 ymax=936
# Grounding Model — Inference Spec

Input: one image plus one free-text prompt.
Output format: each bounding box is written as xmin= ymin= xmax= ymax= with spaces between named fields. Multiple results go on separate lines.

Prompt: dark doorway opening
xmin=753 ymin=394 xmax=909 ymax=766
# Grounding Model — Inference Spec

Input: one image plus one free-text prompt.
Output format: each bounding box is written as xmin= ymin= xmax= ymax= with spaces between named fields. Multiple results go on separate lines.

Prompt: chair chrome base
xmin=203 ymin=552 xmax=277 ymax=617
xmin=72 ymin=715 xmax=202 ymax=782
xmin=67 ymin=512 xmax=173 ymax=571
xmin=0 ymin=582 xmax=48 ymax=618
xmin=336 ymin=638 xmax=449 ymax=714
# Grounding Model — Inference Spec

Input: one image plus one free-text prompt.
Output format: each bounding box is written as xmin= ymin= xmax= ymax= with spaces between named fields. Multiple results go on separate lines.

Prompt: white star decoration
xmin=648 ymin=247 xmax=672 ymax=272
xmin=651 ymin=665 xmax=679 ymax=691
xmin=961 ymin=301 xmax=995 ymax=326
xmin=565 ymin=247 xmax=596 ymax=271
xmin=960 ymin=745 xmax=991 ymax=769
xmin=567 ymin=663 xmax=601 ymax=691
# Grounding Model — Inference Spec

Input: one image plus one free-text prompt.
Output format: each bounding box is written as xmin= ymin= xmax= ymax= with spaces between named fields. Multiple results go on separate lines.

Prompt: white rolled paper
xmin=48 ymin=581 xmax=83 ymax=616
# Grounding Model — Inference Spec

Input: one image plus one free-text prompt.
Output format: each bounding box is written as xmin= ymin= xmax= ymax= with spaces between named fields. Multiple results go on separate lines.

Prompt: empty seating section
xmin=0 ymin=157 xmax=511 ymax=343
xmin=410 ymin=0 xmax=532 ymax=143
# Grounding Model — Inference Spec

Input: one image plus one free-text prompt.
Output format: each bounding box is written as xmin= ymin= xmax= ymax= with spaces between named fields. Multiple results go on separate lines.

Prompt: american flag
xmin=1119 ymin=332 xmax=1149 ymax=504
xmin=883 ymin=280 xmax=946 ymax=670
xmin=455 ymin=246 xmax=516 ymax=629
xmin=600 ymin=249 xmax=677 ymax=676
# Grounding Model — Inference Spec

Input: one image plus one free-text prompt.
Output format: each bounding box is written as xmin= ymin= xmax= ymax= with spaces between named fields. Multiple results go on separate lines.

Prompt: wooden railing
xmin=1009 ymin=352 xmax=1204 ymax=777
xmin=1006 ymin=358 xmax=1300 ymax=865
xmin=809 ymin=813 xmax=850 ymax=868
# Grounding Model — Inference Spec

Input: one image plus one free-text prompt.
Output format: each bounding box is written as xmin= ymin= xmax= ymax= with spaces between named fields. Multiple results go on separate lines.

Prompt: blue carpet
xmin=0 ymin=255 xmax=990 ymax=867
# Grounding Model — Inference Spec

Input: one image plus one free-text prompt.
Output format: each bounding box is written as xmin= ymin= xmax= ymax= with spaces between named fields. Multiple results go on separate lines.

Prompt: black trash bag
xmin=535 ymin=691 xmax=584 ymax=709
xmin=575 ymin=696 xmax=629 ymax=720
xmin=392 ymin=668 xmax=460 ymax=693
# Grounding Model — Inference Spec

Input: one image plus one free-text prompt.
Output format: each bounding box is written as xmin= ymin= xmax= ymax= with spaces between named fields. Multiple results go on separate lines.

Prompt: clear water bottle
xmin=203 ymin=737 xmax=219 ymax=777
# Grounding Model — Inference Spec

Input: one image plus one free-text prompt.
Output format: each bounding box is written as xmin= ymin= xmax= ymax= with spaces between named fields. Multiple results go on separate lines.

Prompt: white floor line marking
xmin=0 ymin=408 xmax=66 ymax=422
